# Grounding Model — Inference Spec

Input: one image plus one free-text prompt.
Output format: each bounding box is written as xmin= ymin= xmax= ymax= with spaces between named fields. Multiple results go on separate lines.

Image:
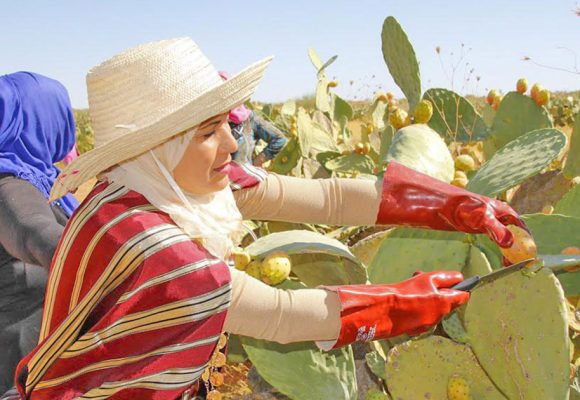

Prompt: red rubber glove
xmin=376 ymin=161 xmax=528 ymax=248
xmin=317 ymin=271 xmax=469 ymax=350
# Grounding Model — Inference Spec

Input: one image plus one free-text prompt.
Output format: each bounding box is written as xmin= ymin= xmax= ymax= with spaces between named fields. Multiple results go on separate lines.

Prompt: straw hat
xmin=50 ymin=37 xmax=272 ymax=201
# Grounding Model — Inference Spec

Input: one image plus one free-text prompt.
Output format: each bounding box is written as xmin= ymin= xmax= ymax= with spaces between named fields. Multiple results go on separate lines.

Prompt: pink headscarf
xmin=218 ymin=71 xmax=252 ymax=124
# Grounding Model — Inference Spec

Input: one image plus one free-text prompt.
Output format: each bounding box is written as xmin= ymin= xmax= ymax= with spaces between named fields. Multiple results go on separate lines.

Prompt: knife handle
xmin=450 ymin=276 xmax=481 ymax=292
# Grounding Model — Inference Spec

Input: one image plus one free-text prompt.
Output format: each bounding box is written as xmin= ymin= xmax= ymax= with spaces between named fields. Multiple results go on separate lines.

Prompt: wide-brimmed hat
xmin=50 ymin=37 xmax=272 ymax=201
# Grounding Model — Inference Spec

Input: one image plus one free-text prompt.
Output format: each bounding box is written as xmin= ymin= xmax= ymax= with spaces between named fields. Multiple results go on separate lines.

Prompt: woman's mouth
xmin=214 ymin=162 xmax=232 ymax=174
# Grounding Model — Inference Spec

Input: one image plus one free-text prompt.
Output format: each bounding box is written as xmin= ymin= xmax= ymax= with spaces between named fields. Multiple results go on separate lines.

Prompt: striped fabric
xmin=13 ymin=161 xmax=265 ymax=400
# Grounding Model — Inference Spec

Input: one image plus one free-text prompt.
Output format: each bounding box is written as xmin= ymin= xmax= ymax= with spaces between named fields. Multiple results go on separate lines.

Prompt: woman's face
xmin=173 ymin=113 xmax=238 ymax=195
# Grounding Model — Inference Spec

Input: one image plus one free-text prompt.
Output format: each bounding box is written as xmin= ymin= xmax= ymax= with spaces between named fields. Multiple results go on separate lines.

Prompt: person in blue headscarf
xmin=0 ymin=72 xmax=79 ymax=393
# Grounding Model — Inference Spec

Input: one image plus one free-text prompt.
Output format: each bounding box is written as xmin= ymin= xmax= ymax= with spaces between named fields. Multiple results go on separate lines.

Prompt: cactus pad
xmin=564 ymin=111 xmax=580 ymax=179
xmin=385 ymin=336 xmax=505 ymax=399
xmin=464 ymin=267 xmax=571 ymax=399
xmin=467 ymin=128 xmax=567 ymax=196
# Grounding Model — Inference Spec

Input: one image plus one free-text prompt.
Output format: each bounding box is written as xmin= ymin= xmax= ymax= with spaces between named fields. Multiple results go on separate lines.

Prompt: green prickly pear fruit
xmin=486 ymin=89 xmax=499 ymax=105
xmin=451 ymin=170 xmax=469 ymax=188
xmin=413 ymin=99 xmax=434 ymax=123
xmin=454 ymin=154 xmax=476 ymax=172
xmin=389 ymin=108 xmax=409 ymax=130
xmin=536 ymin=89 xmax=550 ymax=106
xmin=447 ymin=375 xmax=472 ymax=400
xmin=232 ymin=249 xmax=252 ymax=271
xmin=530 ymin=83 xmax=543 ymax=102
xmin=245 ymin=260 xmax=262 ymax=280
xmin=516 ymin=78 xmax=528 ymax=94
xmin=260 ymin=251 xmax=292 ymax=285
xmin=328 ymin=80 xmax=338 ymax=88
xmin=365 ymin=389 xmax=389 ymax=400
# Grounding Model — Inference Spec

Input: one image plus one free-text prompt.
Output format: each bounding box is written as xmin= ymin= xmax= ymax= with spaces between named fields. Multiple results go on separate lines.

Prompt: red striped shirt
xmin=14 ymin=161 xmax=266 ymax=400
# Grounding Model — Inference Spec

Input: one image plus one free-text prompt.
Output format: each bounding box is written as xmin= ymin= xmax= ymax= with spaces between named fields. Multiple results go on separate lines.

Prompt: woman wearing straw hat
xmin=0 ymin=72 xmax=79 ymax=395
xmin=11 ymin=38 xmax=526 ymax=400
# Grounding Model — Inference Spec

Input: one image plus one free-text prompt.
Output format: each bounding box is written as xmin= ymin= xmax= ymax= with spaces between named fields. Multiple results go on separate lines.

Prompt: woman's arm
xmin=224 ymin=267 xmax=341 ymax=343
xmin=251 ymin=113 xmax=288 ymax=161
xmin=233 ymin=173 xmax=381 ymax=226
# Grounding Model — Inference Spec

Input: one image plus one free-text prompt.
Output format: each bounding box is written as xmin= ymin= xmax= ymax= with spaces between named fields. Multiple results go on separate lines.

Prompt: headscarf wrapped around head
xmin=0 ymin=72 xmax=79 ymax=215
xmin=104 ymin=129 xmax=244 ymax=260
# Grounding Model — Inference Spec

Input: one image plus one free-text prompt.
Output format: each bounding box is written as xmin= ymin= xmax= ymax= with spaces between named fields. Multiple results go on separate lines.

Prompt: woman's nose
xmin=221 ymin=125 xmax=238 ymax=154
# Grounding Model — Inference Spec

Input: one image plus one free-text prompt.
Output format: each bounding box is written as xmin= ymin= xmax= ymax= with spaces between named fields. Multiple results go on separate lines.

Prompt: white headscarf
xmin=104 ymin=128 xmax=244 ymax=260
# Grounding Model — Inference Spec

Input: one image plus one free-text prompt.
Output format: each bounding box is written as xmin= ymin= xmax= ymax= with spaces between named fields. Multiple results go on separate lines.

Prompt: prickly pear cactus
xmin=385 ymin=336 xmax=505 ymax=399
xmin=381 ymin=16 xmax=421 ymax=109
xmin=241 ymin=282 xmax=357 ymax=400
xmin=270 ymin=137 xmax=301 ymax=174
xmin=522 ymin=214 xmax=580 ymax=295
xmin=333 ymin=94 xmax=353 ymax=122
xmin=325 ymin=153 xmax=375 ymax=175
xmin=555 ymin=185 xmax=580 ymax=218
xmin=297 ymin=108 xmax=337 ymax=158
xmin=464 ymin=267 xmax=571 ymax=399
xmin=350 ymin=230 xmax=392 ymax=267
xmin=245 ymin=230 xmax=367 ymax=286
xmin=367 ymin=228 xmax=489 ymax=284
xmin=386 ymin=124 xmax=454 ymax=183
xmin=467 ymin=128 xmax=567 ymax=196
xmin=487 ymin=92 xmax=553 ymax=157
xmin=442 ymin=311 xmax=469 ymax=344
xmin=423 ymin=88 xmax=489 ymax=143
xmin=564 ymin=111 xmax=580 ymax=179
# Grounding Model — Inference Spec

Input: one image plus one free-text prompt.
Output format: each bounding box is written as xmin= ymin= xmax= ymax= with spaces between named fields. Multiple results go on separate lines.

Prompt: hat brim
xmin=50 ymin=56 xmax=273 ymax=201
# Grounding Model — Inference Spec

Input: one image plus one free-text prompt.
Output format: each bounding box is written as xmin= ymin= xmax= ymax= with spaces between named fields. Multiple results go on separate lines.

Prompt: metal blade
xmin=451 ymin=258 xmax=536 ymax=292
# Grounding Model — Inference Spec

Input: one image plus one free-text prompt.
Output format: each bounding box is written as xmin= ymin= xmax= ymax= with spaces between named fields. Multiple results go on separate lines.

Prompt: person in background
xmin=0 ymin=72 xmax=79 ymax=394
xmin=219 ymin=71 xmax=287 ymax=167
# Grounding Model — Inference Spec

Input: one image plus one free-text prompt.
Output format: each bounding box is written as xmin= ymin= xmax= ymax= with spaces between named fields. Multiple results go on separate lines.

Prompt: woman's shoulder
xmin=226 ymin=161 xmax=268 ymax=191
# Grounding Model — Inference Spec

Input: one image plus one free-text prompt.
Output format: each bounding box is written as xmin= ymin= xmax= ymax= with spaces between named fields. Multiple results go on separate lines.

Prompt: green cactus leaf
xmin=564 ymin=111 xmax=580 ymax=179
xmin=467 ymin=128 xmax=567 ymax=196
xmin=521 ymin=214 xmax=580 ymax=295
xmin=368 ymin=228 xmax=471 ymax=284
xmin=385 ymin=336 xmax=505 ymax=399
xmin=442 ymin=311 xmax=469 ymax=344
xmin=333 ymin=94 xmax=353 ymax=122
xmin=423 ymin=88 xmax=489 ymax=143
xmin=280 ymin=100 xmax=296 ymax=117
xmin=381 ymin=16 xmax=421 ymax=110
xmin=464 ymin=267 xmax=570 ymax=399
xmin=386 ymin=124 xmax=455 ymax=183
xmin=365 ymin=351 xmax=387 ymax=381
xmin=462 ymin=244 xmax=493 ymax=277
xmin=481 ymin=103 xmax=496 ymax=128
xmin=325 ymin=153 xmax=375 ymax=174
xmin=350 ymin=230 xmax=392 ymax=267
xmin=226 ymin=334 xmax=248 ymax=363
xmin=473 ymin=234 xmax=504 ymax=270
xmin=308 ymin=47 xmax=324 ymax=70
xmin=378 ymin=126 xmax=395 ymax=164
xmin=488 ymin=92 xmax=553 ymax=154
xmin=316 ymin=78 xmax=332 ymax=113
xmin=371 ymin=97 xmax=389 ymax=131
xmin=245 ymin=230 xmax=367 ymax=286
xmin=297 ymin=108 xmax=337 ymax=157
xmin=555 ymin=185 xmax=580 ymax=218
xmin=270 ymin=137 xmax=301 ymax=175
xmin=241 ymin=280 xmax=357 ymax=400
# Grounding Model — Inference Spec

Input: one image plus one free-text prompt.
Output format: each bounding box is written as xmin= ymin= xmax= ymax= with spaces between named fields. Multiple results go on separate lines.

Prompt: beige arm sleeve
xmin=234 ymin=174 xmax=382 ymax=226
xmin=224 ymin=267 xmax=342 ymax=344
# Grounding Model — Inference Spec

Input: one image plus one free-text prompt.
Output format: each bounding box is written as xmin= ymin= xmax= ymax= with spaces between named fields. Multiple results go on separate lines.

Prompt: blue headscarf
xmin=0 ymin=72 xmax=79 ymax=216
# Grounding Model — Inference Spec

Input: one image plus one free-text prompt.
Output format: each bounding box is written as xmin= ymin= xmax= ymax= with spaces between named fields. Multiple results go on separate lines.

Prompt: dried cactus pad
xmin=385 ymin=336 xmax=505 ymax=399
xmin=464 ymin=267 xmax=570 ymax=399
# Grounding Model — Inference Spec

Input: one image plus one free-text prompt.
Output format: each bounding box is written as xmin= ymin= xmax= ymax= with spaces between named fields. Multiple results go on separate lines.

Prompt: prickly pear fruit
xmin=447 ymin=375 xmax=472 ymax=400
xmin=363 ymin=142 xmax=371 ymax=154
xmin=232 ymin=249 xmax=252 ymax=271
xmin=260 ymin=251 xmax=292 ymax=285
xmin=536 ymin=89 xmax=550 ymax=106
xmin=451 ymin=171 xmax=469 ymax=188
xmin=355 ymin=142 xmax=365 ymax=154
xmin=245 ymin=260 xmax=262 ymax=280
xmin=486 ymin=89 xmax=499 ymax=105
xmin=386 ymin=92 xmax=395 ymax=100
xmin=376 ymin=93 xmax=388 ymax=102
xmin=328 ymin=80 xmax=338 ymax=88
xmin=531 ymin=83 xmax=543 ymax=102
xmin=413 ymin=99 xmax=434 ymax=123
xmin=454 ymin=154 xmax=476 ymax=172
xmin=389 ymin=108 xmax=409 ymax=130
xmin=365 ymin=389 xmax=389 ymax=400
xmin=542 ymin=205 xmax=554 ymax=215
xmin=500 ymin=225 xmax=537 ymax=265
xmin=562 ymin=247 xmax=580 ymax=272
xmin=206 ymin=390 xmax=222 ymax=400
xmin=491 ymin=95 xmax=502 ymax=111
xmin=516 ymin=78 xmax=528 ymax=94
xmin=209 ymin=372 xmax=224 ymax=387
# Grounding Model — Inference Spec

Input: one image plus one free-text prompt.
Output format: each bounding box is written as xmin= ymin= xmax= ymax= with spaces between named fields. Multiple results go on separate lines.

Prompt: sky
xmin=1 ymin=1 xmax=579 ymax=108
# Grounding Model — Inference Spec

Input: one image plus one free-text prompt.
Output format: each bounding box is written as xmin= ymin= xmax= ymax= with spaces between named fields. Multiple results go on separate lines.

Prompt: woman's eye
xmin=203 ymin=131 xmax=216 ymax=138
